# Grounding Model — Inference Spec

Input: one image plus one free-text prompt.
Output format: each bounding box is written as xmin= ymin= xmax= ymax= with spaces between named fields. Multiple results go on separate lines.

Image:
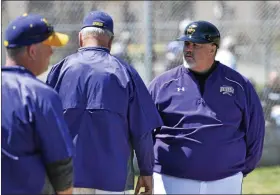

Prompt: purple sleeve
xmin=128 ymin=72 xmax=163 ymax=176
xmin=46 ymin=59 xmax=65 ymax=89
xmin=35 ymin=91 xmax=74 ymax=164
xmin=243 ymin=81 xmax=265 ymax=176
xmin=147 ymin=77 xmax=159 ymax=102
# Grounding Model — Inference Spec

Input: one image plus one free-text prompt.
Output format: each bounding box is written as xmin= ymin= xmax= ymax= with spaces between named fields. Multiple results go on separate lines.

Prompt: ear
xmin=210 ymin=45 xmax=217 ymax=53
xmin=26 ymin=44 xmax=37 ymax=61
xmin=78 ymin=32 xmax=83 ymax=47
xmin=108 ymin=36 xmax=114 ymax=51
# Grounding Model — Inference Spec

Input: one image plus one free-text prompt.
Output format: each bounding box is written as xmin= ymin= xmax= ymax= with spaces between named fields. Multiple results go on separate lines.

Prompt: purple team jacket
xmin=148 ymin=62 xmax=265 ymax=181
xmin=46 ymin=47 xmax=163 ymax=191
xmin=2 ymin=66 xmax=73 ymax=194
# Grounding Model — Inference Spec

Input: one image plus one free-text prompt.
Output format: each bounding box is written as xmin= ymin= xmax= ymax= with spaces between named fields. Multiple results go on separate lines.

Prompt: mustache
xmin=184 ymin=51 xmax=193 ymax=57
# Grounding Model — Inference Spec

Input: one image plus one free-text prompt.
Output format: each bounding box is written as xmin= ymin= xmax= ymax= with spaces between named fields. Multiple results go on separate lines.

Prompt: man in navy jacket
xmin=2 ymin=13 xmax=73 ymax=194
xmin=148 ymin=20 xmax=265 ymax=194
xmin=46 ymin=11 xmax=163 ymax=194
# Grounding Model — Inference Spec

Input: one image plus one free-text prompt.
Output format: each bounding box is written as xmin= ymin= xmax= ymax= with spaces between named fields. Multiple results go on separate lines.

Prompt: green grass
xmin=134 ymin=166 xmax=280 ymax=194
xmin=242 ymin=166 xmax=280 ymax=194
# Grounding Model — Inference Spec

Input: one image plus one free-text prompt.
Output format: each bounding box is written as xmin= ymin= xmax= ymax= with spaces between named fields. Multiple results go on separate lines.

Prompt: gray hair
xmin=6 ymin=47 xmax=26 ymax=60
xmin=80 ymin=27 xmax=113 ymax=40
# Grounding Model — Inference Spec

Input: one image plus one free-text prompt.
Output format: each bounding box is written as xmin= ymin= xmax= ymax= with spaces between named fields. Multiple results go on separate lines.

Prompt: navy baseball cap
xmin=82 ymin=11 xmax=114 ymax=34
xmin=4 ymin=13 xmax=69 ymax=48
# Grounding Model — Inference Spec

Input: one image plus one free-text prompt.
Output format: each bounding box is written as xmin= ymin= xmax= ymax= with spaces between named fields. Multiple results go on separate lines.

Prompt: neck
xmin=82 ymin=38 xmax=110 ymax=50
xmin=5 ymin=57 xmax=35 ymax=75
xmin=5 ymin=57 xmax=18 ymax=67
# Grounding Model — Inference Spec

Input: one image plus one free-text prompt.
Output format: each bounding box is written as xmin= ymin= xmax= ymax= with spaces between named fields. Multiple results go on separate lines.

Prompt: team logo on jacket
xmin=220 ymin=85 xmax=234 ymax=96
xmin=177 ymin=87 xmax=185 ymax=92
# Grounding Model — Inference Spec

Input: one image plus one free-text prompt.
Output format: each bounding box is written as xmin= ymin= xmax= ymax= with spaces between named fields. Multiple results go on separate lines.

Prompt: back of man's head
xmin=80 ymin=27 xmax=113 ymax=42
xmin=79 ymin=11 xmax=114 ymax=49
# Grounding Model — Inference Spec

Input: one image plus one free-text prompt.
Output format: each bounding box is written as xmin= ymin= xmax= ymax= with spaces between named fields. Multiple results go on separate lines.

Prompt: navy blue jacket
xmin=148 ymin=62 xmax=265 ymax=181
xmin=46 ymin=47 xmax=163 ymax=191
xmin=2 ymin=66 xmax=73 ymax=194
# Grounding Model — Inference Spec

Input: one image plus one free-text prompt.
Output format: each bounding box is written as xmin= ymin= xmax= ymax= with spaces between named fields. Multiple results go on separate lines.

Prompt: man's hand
xmin=134 ymin=175 xmax=153 ymax=195
xmin=57 ymin=187 xmax=73 ymax=195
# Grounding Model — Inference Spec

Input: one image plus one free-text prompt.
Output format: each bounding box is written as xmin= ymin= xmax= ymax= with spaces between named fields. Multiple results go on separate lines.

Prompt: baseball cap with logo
xmin=81 ymin=11 xmax=114 ymax=34
xmin=4 ymin=13 xmax=69 ymax=48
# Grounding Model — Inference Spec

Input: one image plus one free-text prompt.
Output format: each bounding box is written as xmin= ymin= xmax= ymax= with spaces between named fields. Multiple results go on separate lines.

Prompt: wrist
xmin=140 ymin=170 xmax=153 ymax=176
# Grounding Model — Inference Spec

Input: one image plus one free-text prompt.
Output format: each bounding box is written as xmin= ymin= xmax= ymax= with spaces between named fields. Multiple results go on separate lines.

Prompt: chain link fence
xmin=2 ymin=1 xmax=280 ymax=81
xmin=2 ymin=1 xmax=280 ymax=156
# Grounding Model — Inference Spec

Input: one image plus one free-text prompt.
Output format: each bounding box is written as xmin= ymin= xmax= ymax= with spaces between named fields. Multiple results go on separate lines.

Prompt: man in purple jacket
xmin=46 ymin=11 xmax=163 ymax=194
xmin=148 ymin=20 xmax=265 ymax=194
xmin=2 ymin=13 xmax=73 ymax=194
